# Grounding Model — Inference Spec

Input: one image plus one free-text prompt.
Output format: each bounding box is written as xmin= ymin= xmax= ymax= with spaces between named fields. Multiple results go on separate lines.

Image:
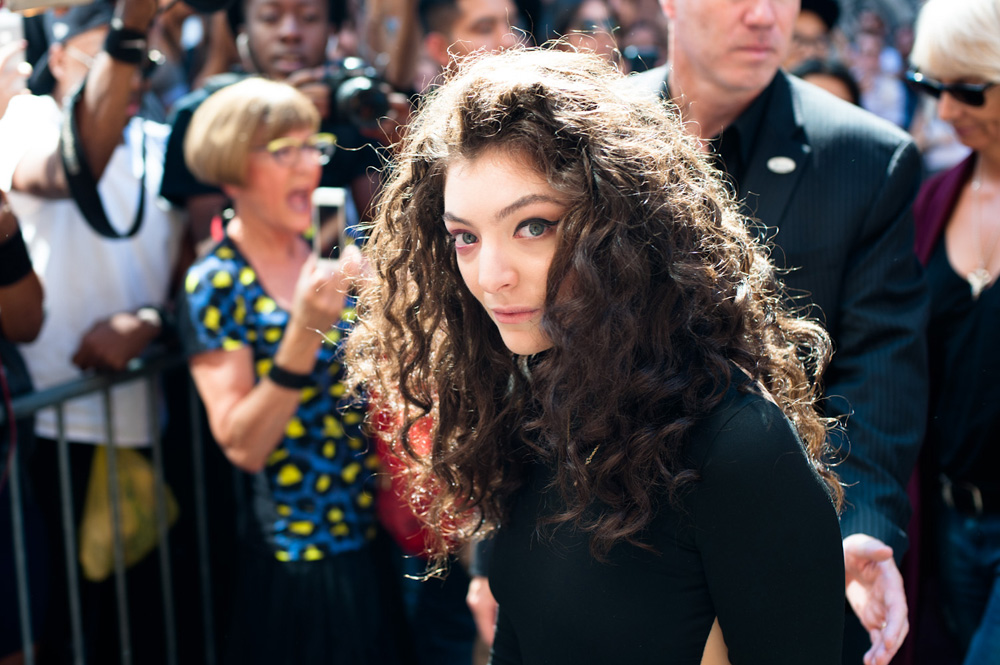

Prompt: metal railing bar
xmin=102 ymin=389 xmax=132 ymax=665
xmin=188 ymin=379 xmax=217 ymax=665
xmin=147 ymin=376 xmax=178 ymax=665
xmin=0 ymin=353 xmax=185 ymax=424
xmin=55 ymin=407 xmax=85 ymax=665
xmin=8 ymin=440 xmax=35 ymax=665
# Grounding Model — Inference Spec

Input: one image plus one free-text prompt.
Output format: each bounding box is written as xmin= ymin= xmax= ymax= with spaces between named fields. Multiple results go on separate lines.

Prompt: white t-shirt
xmin=0 ymin=94 xmax=183 ymax=446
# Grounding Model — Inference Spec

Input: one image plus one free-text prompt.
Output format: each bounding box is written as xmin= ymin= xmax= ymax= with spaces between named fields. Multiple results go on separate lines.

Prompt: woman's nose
xmin=478 ymin=242 xmax=517 ymax=293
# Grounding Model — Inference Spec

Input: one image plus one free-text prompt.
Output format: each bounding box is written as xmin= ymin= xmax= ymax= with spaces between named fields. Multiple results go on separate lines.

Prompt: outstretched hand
xmin=843 ymin=533 xmax=909 ymax=665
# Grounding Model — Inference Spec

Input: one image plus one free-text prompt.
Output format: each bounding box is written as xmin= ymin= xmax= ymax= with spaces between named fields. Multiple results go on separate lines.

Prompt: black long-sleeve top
xmin=489 ymin=385 xmax=845 ymax=664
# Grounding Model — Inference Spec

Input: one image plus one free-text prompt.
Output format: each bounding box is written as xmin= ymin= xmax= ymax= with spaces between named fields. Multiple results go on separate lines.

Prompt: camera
xmin=325 ymin=57 xmax=392 ymax=133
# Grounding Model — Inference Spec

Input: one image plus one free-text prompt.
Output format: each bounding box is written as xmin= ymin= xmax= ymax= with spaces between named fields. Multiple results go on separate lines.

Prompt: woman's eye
xmin=528 ymin=222 xmax=547 ymax=237
xmin=454 ymin=231 xmax=478 ymax=248
xmin=518 ymin=219 xmax=556 ymax=238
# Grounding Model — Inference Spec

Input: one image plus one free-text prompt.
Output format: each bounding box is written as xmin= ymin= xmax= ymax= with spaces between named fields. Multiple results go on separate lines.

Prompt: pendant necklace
xmin=968 ymin=160 xmax=998 ymax=301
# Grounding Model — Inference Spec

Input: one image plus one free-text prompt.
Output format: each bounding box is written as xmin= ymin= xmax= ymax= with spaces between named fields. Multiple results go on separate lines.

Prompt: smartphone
xmin=311 ymin=187 xmax=348 ymax=259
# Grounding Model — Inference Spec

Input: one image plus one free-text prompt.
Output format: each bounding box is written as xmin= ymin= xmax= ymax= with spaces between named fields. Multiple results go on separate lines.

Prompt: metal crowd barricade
xmin=1 ymin=352 xmax=217 ymax=665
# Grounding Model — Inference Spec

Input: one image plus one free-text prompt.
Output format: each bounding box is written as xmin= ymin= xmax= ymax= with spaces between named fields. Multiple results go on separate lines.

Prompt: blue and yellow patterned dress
xmin=184 ymin=235 xmax=379 ymax=560
xmin=183 ymin=236 xmax=399 ymax=664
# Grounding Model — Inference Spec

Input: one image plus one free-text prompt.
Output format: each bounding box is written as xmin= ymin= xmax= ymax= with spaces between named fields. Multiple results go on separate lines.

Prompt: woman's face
xmin=229 ymin=127 xmax=323 ymax=235
xmin=935 ymin=79 xmax=1000 ymax=152
xmin=443 ymin=150 xmax=569 ymax=356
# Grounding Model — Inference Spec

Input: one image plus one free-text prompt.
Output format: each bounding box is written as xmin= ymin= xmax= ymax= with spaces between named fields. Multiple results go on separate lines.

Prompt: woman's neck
xmin=226 ymin=215 xmax=305 ymax=265
xmin=977 ymin=148 xmax=1000 ymax=186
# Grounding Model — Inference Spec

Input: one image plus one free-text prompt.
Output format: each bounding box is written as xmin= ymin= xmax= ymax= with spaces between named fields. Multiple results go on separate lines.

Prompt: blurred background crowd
xmin=0 ymin=0 xmax=991 ymax=663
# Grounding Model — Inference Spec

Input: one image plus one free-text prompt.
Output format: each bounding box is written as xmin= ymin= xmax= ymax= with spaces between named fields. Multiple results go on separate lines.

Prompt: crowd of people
xmin=0 ymin=0 xmax=996 ymax=664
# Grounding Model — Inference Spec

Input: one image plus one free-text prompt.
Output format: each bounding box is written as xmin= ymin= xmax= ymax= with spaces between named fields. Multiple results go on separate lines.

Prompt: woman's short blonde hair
xmin=910 ymin=0 xmax=1000 ymax=81
xmin=184 ymin=77 xmax=321 ymax=187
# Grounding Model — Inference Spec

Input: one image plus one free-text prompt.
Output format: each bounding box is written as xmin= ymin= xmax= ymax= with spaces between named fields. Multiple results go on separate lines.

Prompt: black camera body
xmin=325 ymin=57 xmax=392 ymax=133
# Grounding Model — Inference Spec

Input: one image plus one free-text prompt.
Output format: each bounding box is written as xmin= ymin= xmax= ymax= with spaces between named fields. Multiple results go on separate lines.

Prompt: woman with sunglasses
xmin=347 ymin=48 xmax=846 ymax=664
xmin=180 ymin=77 xmax=402 ymax=665
xmin=907 ymin=0 xmax=1000 ymax=662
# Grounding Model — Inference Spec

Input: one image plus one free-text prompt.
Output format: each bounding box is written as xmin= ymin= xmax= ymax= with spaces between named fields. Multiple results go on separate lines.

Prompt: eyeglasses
xmin=254 ymin=133 xmax=336 ymax=167
xmin=905 ymin=69 xmax=997 ymax=107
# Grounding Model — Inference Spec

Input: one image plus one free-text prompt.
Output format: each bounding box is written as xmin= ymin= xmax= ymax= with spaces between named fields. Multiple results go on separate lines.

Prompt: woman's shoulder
xmin=685 ymin=381 xmax=805 ymax=473
xmin=184 ymin=237 xmax=253 ymax=298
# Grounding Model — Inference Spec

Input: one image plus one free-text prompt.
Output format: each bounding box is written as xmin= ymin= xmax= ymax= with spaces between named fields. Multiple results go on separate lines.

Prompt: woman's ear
xmin=47 ymin=43 xmax=67 ymax=82
xmin=220 ymin=183 xmax=240 ymax=201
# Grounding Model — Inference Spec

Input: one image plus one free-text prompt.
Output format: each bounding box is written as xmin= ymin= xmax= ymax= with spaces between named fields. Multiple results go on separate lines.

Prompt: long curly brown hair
xmin=346 ymin=48 xmax=842 ymax=566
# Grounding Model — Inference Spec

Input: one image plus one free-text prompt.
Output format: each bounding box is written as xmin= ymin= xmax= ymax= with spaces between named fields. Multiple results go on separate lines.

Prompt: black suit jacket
xmin=631 ymin=67 xmax=929 ymax=556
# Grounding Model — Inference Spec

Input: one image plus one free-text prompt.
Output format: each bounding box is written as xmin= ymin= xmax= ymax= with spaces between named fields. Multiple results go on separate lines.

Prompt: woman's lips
xmin=491 ymin=308 xmax=539 ymax=324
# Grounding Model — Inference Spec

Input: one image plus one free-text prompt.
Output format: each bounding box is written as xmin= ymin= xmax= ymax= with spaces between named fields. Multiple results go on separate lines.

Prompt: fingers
xmin=843 ymin=534 xmax=894 ymax=564
xmin=878 ymin=561 xmax=908 ymax=655
xmin=283 ymin=66 xmax=327 ymax=87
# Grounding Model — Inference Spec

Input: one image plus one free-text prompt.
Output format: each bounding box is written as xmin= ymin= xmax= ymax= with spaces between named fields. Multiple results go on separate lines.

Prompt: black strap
xmin=59 ymin=81 xmax=146 ymax=240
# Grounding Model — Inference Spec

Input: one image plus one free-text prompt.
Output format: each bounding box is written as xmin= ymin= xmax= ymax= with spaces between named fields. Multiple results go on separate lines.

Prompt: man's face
xmin=242 ymin=0 xmax=329 ymax=78
xmin=447 ymin=0 xmax=520 ymax=59
xmin=663 ymin=0 xmax=799 ymax=96
xmin=785 ymin=9 xmax=829 ymax=69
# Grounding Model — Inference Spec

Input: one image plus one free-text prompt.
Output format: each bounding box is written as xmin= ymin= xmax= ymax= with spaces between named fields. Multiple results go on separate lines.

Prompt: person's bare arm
xmin=10 ymin=0 xmax=158 ymax=198
xmin=0 ymin=195 xmax=43 ymax=343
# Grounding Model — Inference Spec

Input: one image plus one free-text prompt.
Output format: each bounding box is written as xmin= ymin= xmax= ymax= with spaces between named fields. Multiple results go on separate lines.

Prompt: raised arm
xmin=11 ymin=0 xmax=159 ymax=198
xmin=0 ymin=193 xmax=43 ymax=342
xmin=189 ymin=249 xmax=360 ymax=472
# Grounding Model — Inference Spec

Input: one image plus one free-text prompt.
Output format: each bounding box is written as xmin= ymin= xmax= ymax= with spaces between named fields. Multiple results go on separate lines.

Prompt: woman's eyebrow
xmin=442 ymin=194 xmax=564 ymax=227
xmin=496 ymin=194 xmax=564 ymax=221
xmin=442 ymin=212 xmax=468 ymax=225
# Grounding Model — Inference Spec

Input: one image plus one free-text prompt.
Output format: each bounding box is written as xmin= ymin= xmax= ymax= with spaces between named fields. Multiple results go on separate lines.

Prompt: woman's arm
xmin=189 ymin=324 xmax=320 ymax=472
xmin=691 ymin=398 xmax=845 ymax=664
xmin=188 ymin=249 xmax=361 ymax=472
xmin=0 ymin=197 xmax=43 ymax=343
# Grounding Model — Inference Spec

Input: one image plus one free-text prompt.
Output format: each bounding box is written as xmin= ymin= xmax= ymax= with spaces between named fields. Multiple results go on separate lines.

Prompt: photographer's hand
xmin=284 ymin=66 xmax=331 ymax=120
xmin=10 ymin=0 xmax=161 ymax=199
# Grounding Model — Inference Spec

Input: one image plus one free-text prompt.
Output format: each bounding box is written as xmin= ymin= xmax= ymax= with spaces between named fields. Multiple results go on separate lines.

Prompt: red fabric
xmin=372 ymin=410 xmax=436 ymax=557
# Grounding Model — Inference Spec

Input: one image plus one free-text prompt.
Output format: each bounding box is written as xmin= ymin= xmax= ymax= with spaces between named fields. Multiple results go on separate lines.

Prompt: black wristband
xmin=0 ymin=227 xmax=33 ymax=287
xmin=268 ymin=363 xmax=313 ymax=390
xmin=104 ymin=18 xmax=147 ymax=65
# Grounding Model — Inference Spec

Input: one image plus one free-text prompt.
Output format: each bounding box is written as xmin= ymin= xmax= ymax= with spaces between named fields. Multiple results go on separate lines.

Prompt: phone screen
xmin=311 ymin=187 xmax=348 ymax=259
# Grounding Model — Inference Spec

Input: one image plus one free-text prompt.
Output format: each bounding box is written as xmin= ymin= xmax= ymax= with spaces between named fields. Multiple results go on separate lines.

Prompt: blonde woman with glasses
xmin=181 ymin=77 xmax=403 ymax=665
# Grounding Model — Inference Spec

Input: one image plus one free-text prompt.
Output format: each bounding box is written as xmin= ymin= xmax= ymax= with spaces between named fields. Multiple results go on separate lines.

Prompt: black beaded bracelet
xmin=267 ymin=363 xmax=313 ymax=390
xmin=0 ymin=227 xmax=33 ymax=287
xmin=104 ymin=18 xmax=148 ymax=65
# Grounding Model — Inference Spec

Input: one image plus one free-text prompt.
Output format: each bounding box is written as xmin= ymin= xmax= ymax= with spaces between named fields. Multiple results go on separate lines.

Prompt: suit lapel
xmin=738 ymin=73 xmax=810 ymax=230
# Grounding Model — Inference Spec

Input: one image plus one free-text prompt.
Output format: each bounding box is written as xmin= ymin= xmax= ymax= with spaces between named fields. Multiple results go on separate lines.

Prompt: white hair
xmin=910 ymin=0 xmax=1000 ymax=81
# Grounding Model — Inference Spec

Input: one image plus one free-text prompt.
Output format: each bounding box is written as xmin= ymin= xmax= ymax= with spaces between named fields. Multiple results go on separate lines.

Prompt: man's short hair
xmin=419 ymin=0 xmax=460 ymax=36
xmin=184 ymin=77 xmax=321 ymax=187
xmin=800 ymin=0 xmax=840 ymax=32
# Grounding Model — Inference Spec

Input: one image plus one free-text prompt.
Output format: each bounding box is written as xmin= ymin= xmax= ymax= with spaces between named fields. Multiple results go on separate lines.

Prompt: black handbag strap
xmin=59 ymin=81 xmax=146 ymax=240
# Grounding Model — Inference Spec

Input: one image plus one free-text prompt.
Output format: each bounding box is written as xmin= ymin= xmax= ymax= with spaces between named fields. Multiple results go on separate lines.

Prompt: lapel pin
xmin=766 ymin=156 xmax=797 ymax=174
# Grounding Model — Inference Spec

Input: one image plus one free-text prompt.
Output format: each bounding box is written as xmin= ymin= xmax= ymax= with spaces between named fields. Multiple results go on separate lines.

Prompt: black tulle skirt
xmin=222 ymin=537 xmax=406 ymax=665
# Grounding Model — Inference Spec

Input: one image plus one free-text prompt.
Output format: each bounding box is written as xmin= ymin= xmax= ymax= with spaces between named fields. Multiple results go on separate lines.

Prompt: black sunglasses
xmin=905 ymin=69 xmax=997 ymax=107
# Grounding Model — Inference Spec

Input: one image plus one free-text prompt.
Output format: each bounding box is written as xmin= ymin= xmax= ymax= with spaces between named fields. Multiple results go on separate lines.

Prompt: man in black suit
xmin=631 ymin=1 xmax=928 ymax=663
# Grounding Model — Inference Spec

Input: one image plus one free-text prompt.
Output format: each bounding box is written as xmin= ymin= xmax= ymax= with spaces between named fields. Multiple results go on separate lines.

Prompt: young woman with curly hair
xmin=347 ymin=48 xmax=846 ymax=664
